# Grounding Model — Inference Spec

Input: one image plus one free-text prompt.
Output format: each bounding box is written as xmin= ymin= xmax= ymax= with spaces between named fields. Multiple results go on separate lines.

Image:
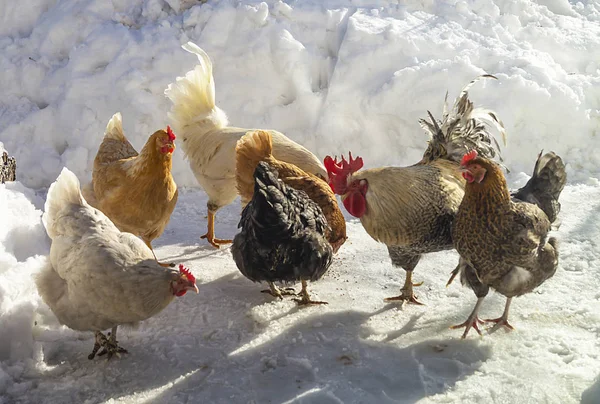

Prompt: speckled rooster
xmin=325 ymin=75 xmax=506 ymax=305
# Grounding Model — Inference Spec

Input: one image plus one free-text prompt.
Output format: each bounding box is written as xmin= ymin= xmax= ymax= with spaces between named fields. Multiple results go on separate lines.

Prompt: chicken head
xmin=324 ymin=153 xmax=367 ymax=217
xmin=157 ymin=126 xmax=177 ymax=154
xmin=172 ymin=264 xmax=199 ymax=296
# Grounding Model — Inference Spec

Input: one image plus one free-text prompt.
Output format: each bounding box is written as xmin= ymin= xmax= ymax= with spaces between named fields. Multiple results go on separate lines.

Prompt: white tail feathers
xmin=164 ymin=42 xmax=228 ymax=134
xmin=43 ymin=167 xmax=85 ymax=239
xmin=104 ymin=112 xmax=125 ymax=141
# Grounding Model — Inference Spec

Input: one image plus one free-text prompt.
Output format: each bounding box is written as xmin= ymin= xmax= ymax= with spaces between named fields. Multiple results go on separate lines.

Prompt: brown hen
xmin=449 ymin=150 xmax=566 ymax=338
xmin=82 ymin=113 xmax=178 ymax=267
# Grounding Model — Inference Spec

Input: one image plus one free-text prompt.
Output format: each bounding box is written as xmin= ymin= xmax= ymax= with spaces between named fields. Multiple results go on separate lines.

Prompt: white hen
xmin=36 ymin=167 xmax=198 ymax=360
xmin=164 ymin=42 xmax=327 ymax=248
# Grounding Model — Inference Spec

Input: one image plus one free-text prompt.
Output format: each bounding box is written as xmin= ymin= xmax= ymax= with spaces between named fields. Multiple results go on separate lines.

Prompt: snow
xmin=1 ymin=0 xmax=599 ymax=403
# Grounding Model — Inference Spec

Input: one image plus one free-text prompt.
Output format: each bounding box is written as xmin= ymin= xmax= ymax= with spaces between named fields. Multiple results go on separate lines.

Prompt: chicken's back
xmin=185 ymin=126 xmax=326 ymax=210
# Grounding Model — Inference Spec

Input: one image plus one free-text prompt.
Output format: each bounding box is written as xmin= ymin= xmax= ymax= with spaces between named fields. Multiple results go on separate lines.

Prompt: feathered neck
xmin=464 ymin=160 xmax=511 ymax=208
xmin=134 ymin=132 xmax=173 ymax=177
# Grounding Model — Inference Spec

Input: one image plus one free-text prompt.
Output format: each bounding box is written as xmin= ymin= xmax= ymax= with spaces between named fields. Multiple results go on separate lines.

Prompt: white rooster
xmin=164 ymin=42 xmax=327 ymax=248
xmin=36 ymin=168 xmax=198 ymax=360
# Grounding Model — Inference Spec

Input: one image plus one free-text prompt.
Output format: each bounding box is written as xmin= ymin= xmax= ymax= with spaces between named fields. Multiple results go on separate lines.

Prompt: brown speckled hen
xmin=449 ymin=150 xmax=566 ymax=338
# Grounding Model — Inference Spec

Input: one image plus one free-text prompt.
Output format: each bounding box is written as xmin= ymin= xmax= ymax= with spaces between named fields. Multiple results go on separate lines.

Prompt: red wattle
xmin=343 ymin=192 xmax=366 ymax=218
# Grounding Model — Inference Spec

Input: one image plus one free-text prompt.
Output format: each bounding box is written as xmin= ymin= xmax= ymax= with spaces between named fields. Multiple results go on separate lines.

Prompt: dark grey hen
xmin=231 ymin=161 xmax=333 ymax=305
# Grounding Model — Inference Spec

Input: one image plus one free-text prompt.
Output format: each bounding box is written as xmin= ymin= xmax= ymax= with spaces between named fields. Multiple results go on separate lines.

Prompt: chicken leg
xmin=450 ymin=297 xmax=485 ymax=339
xmin=261 ymin=282 xmax=297 ymax=299
xmin=484 ymin=297 xmax=515 ymax=333
xmin=293 ymin=280 xmax=328 ymax=306
xmin=384 ymin=248 xmax=424 ymax=305
xmin=144 ymin=240 xmax=175 ymax=268
xmin=384 ymin=270 xmax=424 ymax=305
xmin=201 ymin=210 xmax=232 ymax=248
xmin=88 ymin=326 xmax=128 ymax=360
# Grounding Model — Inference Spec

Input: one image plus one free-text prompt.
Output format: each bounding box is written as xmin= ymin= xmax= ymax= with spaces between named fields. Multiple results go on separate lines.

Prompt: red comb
xmin=179 ymin=264 xmax=195 ymax=283
xmin=167 ymin=126 xmax=176 ymax=141
xmin=323 ymin=152 xmax=363 ymax=194
xmin=460 ymin=150 xmax=478 ymax=167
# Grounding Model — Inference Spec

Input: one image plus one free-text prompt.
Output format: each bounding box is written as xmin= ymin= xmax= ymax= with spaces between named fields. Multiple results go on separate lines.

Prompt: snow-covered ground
xmin=1 ymin=0 xmax=600 ymax=403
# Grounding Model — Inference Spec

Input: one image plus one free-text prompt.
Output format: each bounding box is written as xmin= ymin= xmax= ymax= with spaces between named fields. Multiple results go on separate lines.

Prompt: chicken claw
xmin=484 ymin=317 xmax=515 ymax=334
xmin=484 ymin=297 xmax=514 ymax=334
xmin=201 ymin=234 xmax=233 ymax=248
xmin=450 ymin=316 xmax=485 ymax=339
xmin=451 ymin=297 xmax=485 ymax=339
xmin=88 ymin=331 xmax=107 ymax=360
xmin=261 ymin=282 xmax=297 ymax=299
xmin=89 ymin=327 xmax=128 ymax=361
xmin=293 ymin=280 xmax=328 ymax=306
xmin=384 ymin=271 xmax=425 ymax=305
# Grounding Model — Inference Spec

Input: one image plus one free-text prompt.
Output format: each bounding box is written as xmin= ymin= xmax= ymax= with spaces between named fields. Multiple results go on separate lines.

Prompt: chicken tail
xmin=164 ymin=42 xmax=228 ymax=137
xmin=512 ymin=151 xmax=567 ymax=223
xmin=94 ymin=113 xmax=138 ymax=165
xmin=235 ymin=130 xmax=275 ymax=206
xmin=43 ymin=167 xmax=85 ymax=239
xmin=103 ymin=112 xmax=125 ymax=142
xmin=419 ymin=75 xmax=506 ymax=166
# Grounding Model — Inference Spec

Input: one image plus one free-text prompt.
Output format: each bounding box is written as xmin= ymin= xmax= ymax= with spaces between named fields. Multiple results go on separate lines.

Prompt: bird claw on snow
xmin=293 ymin=282 xmax=328 ymax=306
xmin=384 ymin=283 xmax=425 ymax=306
xmin=484 ymin=317 xmax=515 ymax=334
xmin=450 ymin=316 xmax=485 ymax=339
xmin=88 ymin=331 xmax=128 ymax=361
xmin=293 ymin=296 xmax=329 ymax=306
xmin=261 ymin=286 xmax=297 ymax=300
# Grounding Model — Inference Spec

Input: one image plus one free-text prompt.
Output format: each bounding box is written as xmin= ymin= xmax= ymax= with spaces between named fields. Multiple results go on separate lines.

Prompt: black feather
xmin=511 ymin=151 xmax=567 ymax=223
xmin=231 ymin=162 xmax=333 ymax=284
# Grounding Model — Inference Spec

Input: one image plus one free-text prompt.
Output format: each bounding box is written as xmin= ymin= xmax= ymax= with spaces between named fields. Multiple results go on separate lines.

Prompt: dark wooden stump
xmin=1 ymin=151 xmax=16 ymax=183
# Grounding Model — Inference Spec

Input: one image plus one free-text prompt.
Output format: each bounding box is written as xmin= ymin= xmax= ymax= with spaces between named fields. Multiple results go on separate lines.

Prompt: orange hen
xmin=82 ymin=113 xmax=178 ymax=266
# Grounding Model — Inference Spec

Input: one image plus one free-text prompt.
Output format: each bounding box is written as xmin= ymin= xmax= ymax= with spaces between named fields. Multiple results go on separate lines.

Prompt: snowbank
xmin=0 ymin=0 xmax=599 ymax=189
xmin=0 ymin=182 xmax=48 ymax=386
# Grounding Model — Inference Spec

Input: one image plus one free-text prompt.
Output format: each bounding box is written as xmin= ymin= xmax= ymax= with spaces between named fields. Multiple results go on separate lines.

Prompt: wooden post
xmin=1 ymin=151 xmax=16 ymax=183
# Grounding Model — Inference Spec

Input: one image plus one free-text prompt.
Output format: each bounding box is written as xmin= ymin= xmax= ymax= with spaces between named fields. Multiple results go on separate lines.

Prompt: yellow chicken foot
xmin=484 ymin=297 xmax=515 ymax=334
xmin=96 ymin=326 xmax=128 ymax=360
xmin=293 ymin=280 xmax=328 ymax=306
xmin=450 ymin=297 xmax=485 ymax=339
xmin=261 ymin=282 xmax=297 ymax=299
xmin=201 ymin=211 xmax=232 ymax=248
xmin=384 ymin=271 xmax=424 ymax=305
xmin=145 ymin=240 xmax=175 ymax=268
